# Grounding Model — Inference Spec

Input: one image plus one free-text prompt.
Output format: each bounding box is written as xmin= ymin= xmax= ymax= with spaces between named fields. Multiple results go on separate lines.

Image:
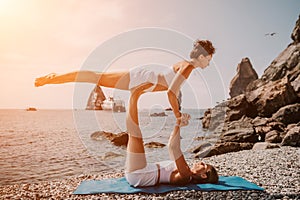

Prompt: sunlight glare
xmin=0 ymin=0 xmax=13 ymax=13
xmin=0 ymin=0 xmax=26 ymax=16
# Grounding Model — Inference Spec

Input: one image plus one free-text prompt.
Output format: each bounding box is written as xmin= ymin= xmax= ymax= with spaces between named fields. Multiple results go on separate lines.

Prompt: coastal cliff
xmin=199 ymin=15 xmax=300 ymax=157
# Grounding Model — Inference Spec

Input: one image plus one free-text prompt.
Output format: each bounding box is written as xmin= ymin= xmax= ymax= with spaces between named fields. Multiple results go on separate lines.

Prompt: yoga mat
xmin=73 ymin=176 xmax=264 ymax=195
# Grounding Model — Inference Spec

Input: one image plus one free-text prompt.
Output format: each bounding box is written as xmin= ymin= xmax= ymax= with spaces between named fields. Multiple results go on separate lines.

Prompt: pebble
xmin=0 ymin=146 xmax=299 ymax=199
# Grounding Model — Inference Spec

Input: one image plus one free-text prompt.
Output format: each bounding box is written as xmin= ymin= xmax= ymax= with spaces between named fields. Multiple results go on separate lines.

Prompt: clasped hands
xmin=176 ymin=113 xmax=191 ymax=127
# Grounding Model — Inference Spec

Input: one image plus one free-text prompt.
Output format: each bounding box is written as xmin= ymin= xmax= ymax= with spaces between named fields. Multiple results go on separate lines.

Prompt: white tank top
xmin=157 ymin=160 xmax=177 ymax=183
xmin=129 ymin=65 xmax=176 ymax=90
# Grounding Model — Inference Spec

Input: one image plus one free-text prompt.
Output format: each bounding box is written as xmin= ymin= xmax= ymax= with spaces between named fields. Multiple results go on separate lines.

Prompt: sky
xmin=0 ymin=0 xmax=299 ymax=109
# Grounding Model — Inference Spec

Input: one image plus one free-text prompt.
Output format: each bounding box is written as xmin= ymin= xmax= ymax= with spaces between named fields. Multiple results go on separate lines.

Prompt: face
xmin=195 ymin=54 xmax=212 ymax=69
xmin=191 ymin=161 xmax=211 ymax=179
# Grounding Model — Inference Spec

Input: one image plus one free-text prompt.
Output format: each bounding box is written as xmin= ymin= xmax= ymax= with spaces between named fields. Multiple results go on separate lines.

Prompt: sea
xmin=0 ymin=108 xmax=213 ymax=186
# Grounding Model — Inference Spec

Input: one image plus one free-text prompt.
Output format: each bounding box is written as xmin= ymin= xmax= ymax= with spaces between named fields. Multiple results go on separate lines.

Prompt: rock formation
xmin=91 ymin=131 xmax=128 ymax=147
xmin=199 ymin=15 xmax=300 ymax=158
xmin=91 ymin=131 xmax=167 ymax=149
xmin=229 ymin=58 xmax=258 ymax=98
xmin=144 ymin=142 xmax=166 ymax=148
xmin=150 ymin=112 xmax=167 ymax=117
xmin=86 ymin=86 xmax=106 ymax=110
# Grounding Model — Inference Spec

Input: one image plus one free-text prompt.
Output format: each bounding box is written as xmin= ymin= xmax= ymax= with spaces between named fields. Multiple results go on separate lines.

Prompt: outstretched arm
xmin=167 ymin=64 xmax=194 ymax=118
xmin=168 ymin=116 xmax=192 ymax=183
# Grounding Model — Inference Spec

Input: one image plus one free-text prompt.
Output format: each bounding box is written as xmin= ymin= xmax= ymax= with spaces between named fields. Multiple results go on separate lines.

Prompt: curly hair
xmin=190 ymin=39 xmax=216 ymax=59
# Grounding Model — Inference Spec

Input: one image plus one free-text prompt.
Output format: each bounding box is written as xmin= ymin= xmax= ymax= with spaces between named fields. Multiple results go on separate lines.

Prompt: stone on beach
xmin=144 ymin=141 xmax=166 ymax=148
xmin=281 ymin=125 xmax=300 ymax=147
xmin=91 ymin=131 xmax=128 ymax=147
xmin=150 ymin=112 xmax=167 ymax=117
xmin=91 ymin=131 xmax=167 ymax=149
xmin=252 ymin=142 xmax=280 ymax=150
xmin=265 ymin=130 xmax=282 ymax=143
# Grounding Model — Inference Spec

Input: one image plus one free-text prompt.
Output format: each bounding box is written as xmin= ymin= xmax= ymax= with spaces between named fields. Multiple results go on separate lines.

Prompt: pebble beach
xmin=1 ymin=146 xmax=299 ymax=200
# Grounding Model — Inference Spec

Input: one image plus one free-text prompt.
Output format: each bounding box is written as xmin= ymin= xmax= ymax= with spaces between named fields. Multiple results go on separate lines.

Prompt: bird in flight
xmin=265 ymin=32 xmax=277 ymax=36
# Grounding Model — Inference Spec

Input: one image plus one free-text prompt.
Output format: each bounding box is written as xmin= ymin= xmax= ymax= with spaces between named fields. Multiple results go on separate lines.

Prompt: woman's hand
xmin=176 ymin=113 xmax=191 ymax=127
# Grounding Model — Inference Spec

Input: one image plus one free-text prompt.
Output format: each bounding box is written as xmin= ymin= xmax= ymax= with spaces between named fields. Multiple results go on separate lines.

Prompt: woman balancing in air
xmin=35 ymin=39 xmax=215 ymax=121
xmin=35 ymin=39 xmax=218 ymax=186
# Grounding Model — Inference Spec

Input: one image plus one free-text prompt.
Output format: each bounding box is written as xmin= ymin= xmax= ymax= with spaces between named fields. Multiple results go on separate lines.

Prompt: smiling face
xmin=191 ymin=161 xmax=211 ymax=179
xmin=190 ymin=162 xmax=219 ymax=184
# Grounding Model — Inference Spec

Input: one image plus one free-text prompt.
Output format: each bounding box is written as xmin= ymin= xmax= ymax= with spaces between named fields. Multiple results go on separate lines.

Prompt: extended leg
xmin=35 ymin=71 xmax=97 ymax=86
xmin=35 ymin=70 xmax=130 ymax=90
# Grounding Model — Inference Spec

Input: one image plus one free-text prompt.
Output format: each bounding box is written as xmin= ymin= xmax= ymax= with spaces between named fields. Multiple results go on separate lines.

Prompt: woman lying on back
xmin=125 ymin=113 xmax=218 ymax=187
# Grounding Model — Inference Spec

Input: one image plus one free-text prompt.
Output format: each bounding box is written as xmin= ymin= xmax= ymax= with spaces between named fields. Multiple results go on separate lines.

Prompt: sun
xmin=0 ymin=0 xmax=12 ymax=12
xmin=0 ymin=0 xmax=10 ymax=5
xmin=0 ymin=0 xmax=25 ymax=16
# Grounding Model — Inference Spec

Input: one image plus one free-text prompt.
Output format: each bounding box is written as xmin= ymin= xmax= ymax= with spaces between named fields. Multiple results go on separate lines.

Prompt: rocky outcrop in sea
xmin=199 ymin=15 xmax=300 ymax=158
xmin=91 ymin=131 xmax=129 ymax=146
xmin=91 ymin=131 xmax=166 ymax=148
xmin=86 ymin=86 xmax=106 ymax=110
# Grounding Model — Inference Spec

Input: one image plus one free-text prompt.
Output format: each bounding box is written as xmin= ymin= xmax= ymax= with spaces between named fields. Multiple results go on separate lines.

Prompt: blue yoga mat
xmin=73 ymin=176 xmax=264 ymax=195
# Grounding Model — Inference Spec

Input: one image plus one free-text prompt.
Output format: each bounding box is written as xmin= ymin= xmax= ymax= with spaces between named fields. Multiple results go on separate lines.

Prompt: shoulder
xmin=170 ymin=170 xmax=191 ymax=185
xmin=172 ymin=61 xmax=195 ymax=79
xmin=173 ymin=60 xmax=195 ymax=73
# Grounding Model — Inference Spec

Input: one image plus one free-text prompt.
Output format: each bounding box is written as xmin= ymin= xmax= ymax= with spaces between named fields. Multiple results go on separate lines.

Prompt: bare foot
xmin=34 ymin=73 xmax=57 ymax=87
